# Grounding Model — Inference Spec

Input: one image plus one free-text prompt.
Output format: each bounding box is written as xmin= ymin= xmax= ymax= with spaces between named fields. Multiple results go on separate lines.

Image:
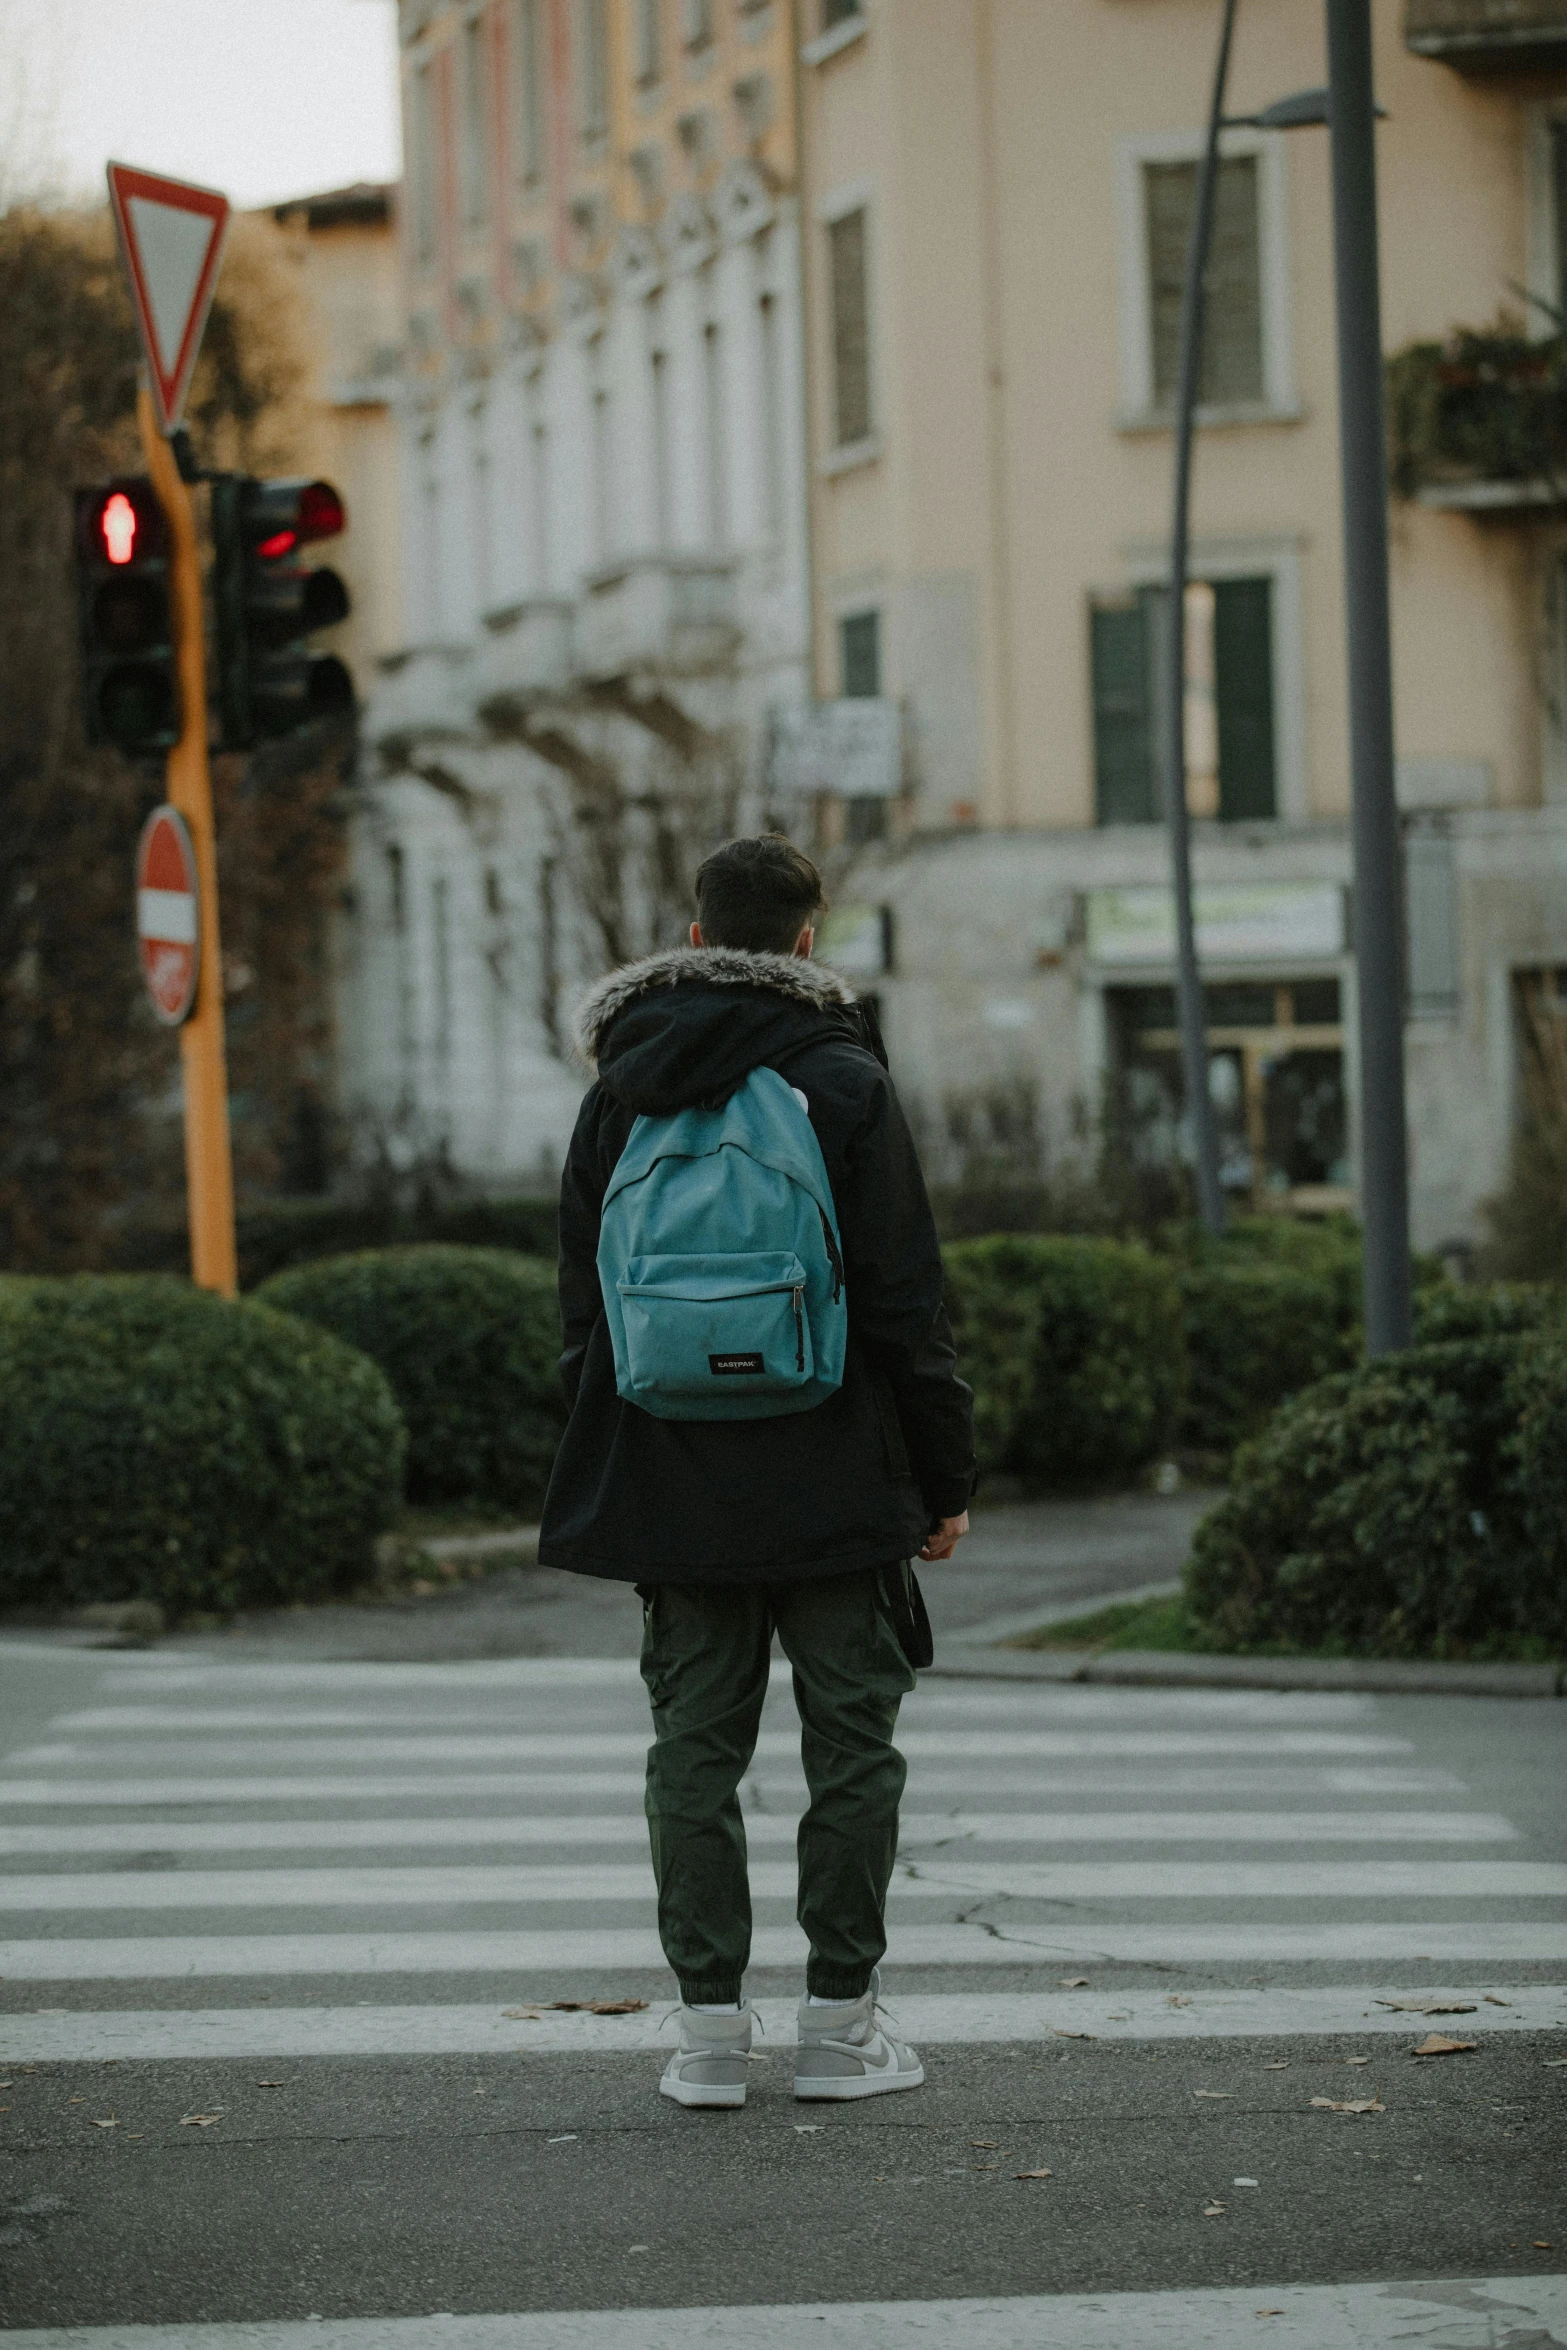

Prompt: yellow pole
xmin=138 ymin=385 xmax=238 ymax=1298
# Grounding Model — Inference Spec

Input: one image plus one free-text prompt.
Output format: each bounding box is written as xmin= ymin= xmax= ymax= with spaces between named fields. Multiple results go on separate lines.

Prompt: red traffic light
xmin=81 ymin=480 xmax=166 ymax=567
xmin=101 ymin=491 xmax=138 ymax=564
xmin=252 ymin=480 xmax=347 ymax=561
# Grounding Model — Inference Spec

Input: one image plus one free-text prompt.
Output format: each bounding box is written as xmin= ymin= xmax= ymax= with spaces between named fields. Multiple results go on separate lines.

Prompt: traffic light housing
xmin=74 ymin=479 xmax=180 ymax=754
xmin=210 ymin=476 xmax=354 ymax=748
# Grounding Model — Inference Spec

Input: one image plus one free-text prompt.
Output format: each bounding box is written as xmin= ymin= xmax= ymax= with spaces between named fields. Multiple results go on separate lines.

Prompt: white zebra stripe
xmin=6 ymin=1858 xmax=1557 ymax=1911
xmin=0 ymin=1809 xmax=1511 ymax=1857
xmin=5 ymin=1921 xmax=1562 ymax=1978
xmin=8 ymin=1982 xmax=1565 ymax=2062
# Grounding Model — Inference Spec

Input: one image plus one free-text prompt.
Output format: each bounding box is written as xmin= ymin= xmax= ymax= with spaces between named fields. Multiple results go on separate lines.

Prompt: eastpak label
xmin=709 ymin=1352 xmax=766 ymax=1376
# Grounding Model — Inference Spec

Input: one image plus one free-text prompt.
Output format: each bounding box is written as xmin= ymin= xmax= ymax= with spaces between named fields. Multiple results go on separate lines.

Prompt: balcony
xmin=576 ymin=555 xmax=739 ymax=683
xmin=474 ymin=599 xmax=574 ymax=730
xmin=1405 ymin=0 xmax=1567 ymax=71
xmin=1387 ymin=329 xmax=1567 ymax=510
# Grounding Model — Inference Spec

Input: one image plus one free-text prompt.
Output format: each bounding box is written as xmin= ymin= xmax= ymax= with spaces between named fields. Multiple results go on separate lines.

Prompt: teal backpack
xmin=597 ymin=1065 xmax=848 ymax=1421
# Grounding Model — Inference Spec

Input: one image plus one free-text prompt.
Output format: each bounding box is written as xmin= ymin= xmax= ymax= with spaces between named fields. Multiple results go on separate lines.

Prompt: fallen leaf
xmin=1105 ymin=2012 xmax=1131 ymax=2020
xmin=1262 ymin=2061 xmax=1289 ymax=2071
xmin=502 ymin=2007 xmax=544 ymax=2020
xmin=127 ymin=2134 xmax=144 ymax=2142
xmin=1052 ymin=2029 xmax=1097 ymax=2041
xmin=179 ymin=2112 xmax=223 ymax=2127
xmin=1059 ymin=1976 xmax=1090 ymax=1989
xmin=970 ymin=2139 xmax=1000 ymax=2148
xmin=1014 ymin=2168 xmax=1053 ymax=2179
xmin=1535 ymin=2241 xmax=1554 ymax=2250
xmin=1484 ymin=1995 xmax=1512 ymax=2007
xmin=1544 ymin=2058 xmax=1567 ymax=2069
xmin=255 ymin=2081 xmax=290 ymax=2089
xmin=1202 ymin=2201 xmax=1227 ymax=2218
xmin=1233 ymin=2177 xmax=1258 ymax=2188
xmin=1193 ymin=2089 xmax=1232 ymax=2099
xmin=1374 ymin=1998 xmax=1477 ymax=2015
xmin=546 ymin=1999 xmax=649 ymax=2016
xmin=1166 ymin=1994 xmax=1193 ymax=2008
xmin=1256 ymin=2310 xmax=1285 ymax=2319
xmin=90 ymin=2116 xmax=118 ymax=2129
xmin=1410 ymin=2034 xmax=1477 ymax=2057
xmin=794 ymin=2124 xmax=824 ymax=2134
xmin=1310 ymin=2094 xmax=1385 ymax=2114
xmin=628 ymin=2244 xmax=649 ymax=2254
xmin=0 ymin=2082 xmax=10 ymax=2089
xmin=1345 ymin=2056 xmax=1373 ymax=2066
xmin=545 ymin=2133 xmax=577 ymax=2144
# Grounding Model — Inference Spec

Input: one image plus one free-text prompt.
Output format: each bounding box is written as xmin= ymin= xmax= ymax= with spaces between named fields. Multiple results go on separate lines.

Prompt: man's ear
xmin=689 ymin=922 xmax=704 ymax=947
xmin=794 ymin=925 xmax=814 ymax=960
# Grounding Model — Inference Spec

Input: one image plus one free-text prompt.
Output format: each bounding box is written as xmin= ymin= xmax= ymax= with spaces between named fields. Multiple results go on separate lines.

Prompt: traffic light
xmin=74 ymin=478 xmax=180 ymax=753
xmin=210 ymin=476 xmax=355 ymax=748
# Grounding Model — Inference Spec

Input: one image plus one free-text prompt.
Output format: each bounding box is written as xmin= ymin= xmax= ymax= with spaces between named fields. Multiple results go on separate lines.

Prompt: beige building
xmin=796 ymin=0 xmax=1567 ymax=1249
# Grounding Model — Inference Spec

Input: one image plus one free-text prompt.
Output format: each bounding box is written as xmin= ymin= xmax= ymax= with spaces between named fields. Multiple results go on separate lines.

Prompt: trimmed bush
xmin=258 ymin=1245 xmax=563 ymax=1511
xmin=944 ymin=1235 xmax=1186 ymax=1488
xmin=0 ymin=1275 xmax=404 ymax=1617
xmin=1412 ymin=1279 xmax=1558 ymax=1345
xmin=1185 ymin=1332 xmax=1567 ymax=1657
xmin=1178 ymin=1259 xmax=1347 ymax=1458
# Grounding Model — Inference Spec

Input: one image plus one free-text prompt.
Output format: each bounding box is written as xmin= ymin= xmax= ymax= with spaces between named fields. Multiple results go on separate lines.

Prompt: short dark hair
xmin=693 ymin=835 xmax=826 ymax=955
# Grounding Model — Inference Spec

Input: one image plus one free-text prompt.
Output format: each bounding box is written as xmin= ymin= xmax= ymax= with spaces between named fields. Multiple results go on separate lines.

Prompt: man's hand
xmin=919 ymin=1512 xmax=970 ymax=1562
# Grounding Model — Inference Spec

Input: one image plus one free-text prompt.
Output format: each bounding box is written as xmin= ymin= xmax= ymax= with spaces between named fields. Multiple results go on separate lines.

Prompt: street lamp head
xmin=1223 ymin=85 xmax=1387 ymax=131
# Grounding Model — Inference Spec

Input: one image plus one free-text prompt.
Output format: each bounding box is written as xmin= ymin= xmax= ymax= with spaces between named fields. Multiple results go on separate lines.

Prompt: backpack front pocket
xmin=616 ymin=1252 xmax=814 ymax=1405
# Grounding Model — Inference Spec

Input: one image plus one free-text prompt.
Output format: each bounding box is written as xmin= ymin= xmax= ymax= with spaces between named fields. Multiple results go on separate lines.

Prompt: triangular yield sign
xmin=107 ymin=163 xmax=230 ymax=435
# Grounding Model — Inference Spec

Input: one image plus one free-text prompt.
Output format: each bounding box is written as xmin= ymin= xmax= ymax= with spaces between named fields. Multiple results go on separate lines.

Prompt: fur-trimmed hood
xmin=573 ymin=945 xmax=861 ymax=1117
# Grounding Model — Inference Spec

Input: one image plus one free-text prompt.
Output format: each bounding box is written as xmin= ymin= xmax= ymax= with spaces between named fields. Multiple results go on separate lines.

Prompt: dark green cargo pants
xmin=638 ymin=1567 xmax=917 ymax=2005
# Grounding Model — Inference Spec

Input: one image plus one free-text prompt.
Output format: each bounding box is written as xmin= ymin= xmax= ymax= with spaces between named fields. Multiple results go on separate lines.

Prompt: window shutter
xmin=1213 ymin=575 xmax=1276 ymax=820
xmin=1143 ymin=155 xmax=1263 ymax=410
xmin=829 ymin=210 xmax=872 ymax=446
xmin=1092 ymin=593 xmax=1159 ymax=825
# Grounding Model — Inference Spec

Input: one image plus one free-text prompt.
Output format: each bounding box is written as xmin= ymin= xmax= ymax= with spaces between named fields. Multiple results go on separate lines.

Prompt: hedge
xmin=258 ymin=1245 xmax=564 ymax=1512
xmin=1178 ymin=1258 xmax=1348 ymax=1458
xmin=943 ymin=1235 xmax=1185 ymax=1488
xmin=111 ymin=1194 xmax=561 ymax=1292
xmin=0 ymin=1275 xmax=404 ymax=1617
xmin=1185 ymin=1324 xmax=1567 ymax=1657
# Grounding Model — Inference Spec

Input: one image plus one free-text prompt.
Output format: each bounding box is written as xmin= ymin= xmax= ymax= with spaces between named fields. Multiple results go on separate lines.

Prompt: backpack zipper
xmin=818 ymin=1210 xmax=845 ymax=1303
xmin=791 ymin=1284 xmax=805 ymax=1372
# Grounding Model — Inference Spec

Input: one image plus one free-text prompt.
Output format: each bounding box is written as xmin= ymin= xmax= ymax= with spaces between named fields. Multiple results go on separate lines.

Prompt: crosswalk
xmin=3 ymin=1642 xmax=1563 ymax=2344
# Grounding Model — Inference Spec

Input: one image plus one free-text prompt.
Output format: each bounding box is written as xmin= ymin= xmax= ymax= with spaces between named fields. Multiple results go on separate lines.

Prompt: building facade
xmin=798 ymin=0 xmax=1567 ymax=1250
xmin=336 ymin=0 xmax=815 ymax=1188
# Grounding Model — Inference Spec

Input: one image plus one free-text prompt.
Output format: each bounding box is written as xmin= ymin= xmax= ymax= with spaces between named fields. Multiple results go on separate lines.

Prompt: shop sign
xmin=1086 ymin=882 xmax=1345 ymax=967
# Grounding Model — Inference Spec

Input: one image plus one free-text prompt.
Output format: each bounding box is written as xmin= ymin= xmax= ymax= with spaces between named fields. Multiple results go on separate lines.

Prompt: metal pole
xmin=1324 ymin=0 xmax=1411 ymax=1353
xmin=1164 ymin=0 xmax=1238 ymax=1239
xmin=139 ymin=384 xmax=238 ymax=1298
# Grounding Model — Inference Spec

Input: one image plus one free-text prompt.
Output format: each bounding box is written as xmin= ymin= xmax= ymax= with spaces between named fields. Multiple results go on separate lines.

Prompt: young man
xmin=539 ymin=835 xmax=974 ymax=2107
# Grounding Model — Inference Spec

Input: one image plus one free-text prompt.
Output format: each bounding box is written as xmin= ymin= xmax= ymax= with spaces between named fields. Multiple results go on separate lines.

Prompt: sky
xmin=1 ymin=0 xmax=402 ymax=212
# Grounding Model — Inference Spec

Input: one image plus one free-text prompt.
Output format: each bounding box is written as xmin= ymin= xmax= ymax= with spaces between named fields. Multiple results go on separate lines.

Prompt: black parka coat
xmin=537 ymin=945 xmax=975 ymax=1586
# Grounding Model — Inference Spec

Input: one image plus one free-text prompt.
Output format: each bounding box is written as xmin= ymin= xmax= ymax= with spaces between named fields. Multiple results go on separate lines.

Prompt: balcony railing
xmin=1405 ymin=0 xmax=1567 ymax=71
xmin=474 ymin=599 xmax=574 ymax=727
xmin=577 ymin=555 xmax=739 ymax=681
xmin=1387 ymin=328 xmax=1567 ymax=509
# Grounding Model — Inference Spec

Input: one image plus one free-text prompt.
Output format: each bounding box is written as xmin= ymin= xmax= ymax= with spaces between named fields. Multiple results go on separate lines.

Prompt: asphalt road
xmin=1 ymin=1507 xmax=1563 ymax=2346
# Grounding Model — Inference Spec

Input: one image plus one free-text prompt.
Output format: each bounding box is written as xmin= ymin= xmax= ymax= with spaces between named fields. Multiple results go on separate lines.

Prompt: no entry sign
xmin=135 ymin=805 xmax=200 ymax=1025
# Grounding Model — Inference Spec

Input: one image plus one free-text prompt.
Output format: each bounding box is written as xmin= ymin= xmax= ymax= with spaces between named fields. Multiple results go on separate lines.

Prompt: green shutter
xmin=1213 ymin=575 xmax=1276 ymax=821
xmin=1092 ymin=592 xmax=1159 ymax=825
xmin=829 ymin=210 xmax=871 ymax=446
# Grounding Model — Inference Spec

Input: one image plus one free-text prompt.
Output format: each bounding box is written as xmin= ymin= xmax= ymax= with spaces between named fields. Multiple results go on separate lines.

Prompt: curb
xmin=927 ymin=1644 xmax=1564 ymax=1699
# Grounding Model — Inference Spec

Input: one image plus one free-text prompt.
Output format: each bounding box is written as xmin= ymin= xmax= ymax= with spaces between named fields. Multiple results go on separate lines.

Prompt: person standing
xmin=539 ymin=835 xmax=974 ymax=2106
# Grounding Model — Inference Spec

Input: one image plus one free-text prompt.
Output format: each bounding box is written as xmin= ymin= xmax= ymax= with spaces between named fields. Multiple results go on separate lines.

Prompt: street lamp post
xmin=1164 ymin=0 xmax=1238 ymax=1241
xmin=1324 ymin=0 xmax=1413 ymax=1355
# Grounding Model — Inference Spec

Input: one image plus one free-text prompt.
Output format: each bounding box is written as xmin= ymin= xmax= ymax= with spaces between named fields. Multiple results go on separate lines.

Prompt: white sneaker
xmin=659 ymin=2004 xmax=754 ymax=2109
xmin=794 ymin=1970 xmax=924 ymax=2101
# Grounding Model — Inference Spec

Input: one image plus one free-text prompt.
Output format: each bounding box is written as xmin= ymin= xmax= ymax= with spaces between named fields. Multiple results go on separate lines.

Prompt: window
xmin=828 ymin=207 xmax=871 ymax=446
xmin=839 ymin=609 xmax=880 ymax=698
xmin=682 ymin=0 xmax=713 ymax=51
xmin=580 ymin=0 xmax=609 ymax=139
xmin=635 ymin=0 xmax=661 ymax=86
xmin=1404 ymin=820 xmax=1459 ymax=1020
xmin=650 ymin=317 xmax=671 ymax=544
xmin=822 ymin=0 xmax=863 ymax=25
xmin=408 ymin=63 xmax=438 ymax=266
xmin=513 ymin=0 xmax=544 ymax=186
xmin=1143 ymin=154 xmax=1262 ymax=408
xmin=1090 ymin=575 xmax=1276 ymax=825
xmin=1113 ymin=980 xmax=1349 ymax=1210
xmin=758 ymin=291 xmax=782 ymax=536
xmin=461 ymin=16 xmax=490 ymax=229
xmin=703 ymin=317 xmax=727 ymax=546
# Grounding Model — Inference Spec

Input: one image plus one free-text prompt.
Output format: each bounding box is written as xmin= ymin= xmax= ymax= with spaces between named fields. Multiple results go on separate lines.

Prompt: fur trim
xmin=573 ymin=945 xmax=857 ymax=1068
